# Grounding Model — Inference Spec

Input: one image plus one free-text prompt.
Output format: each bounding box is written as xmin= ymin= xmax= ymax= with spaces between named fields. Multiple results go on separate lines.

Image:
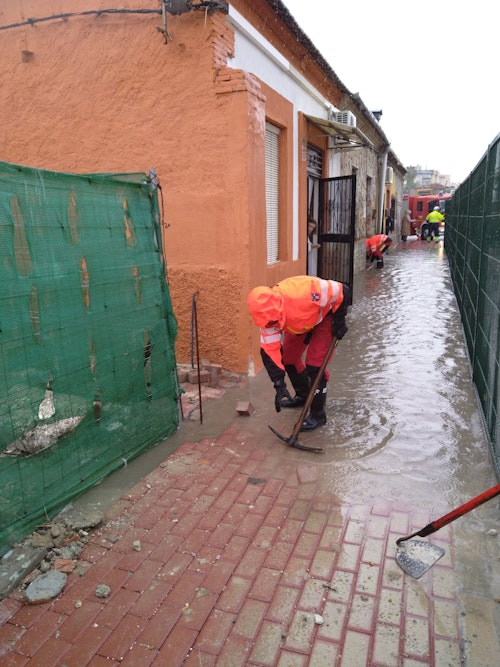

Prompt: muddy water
xmin=311 ymin=238 xmax=498 ymax=513
xmin=72 ymin=237 xmax=498 ymax=521
xmin=66 ymin=235 xmax=499 ymax=662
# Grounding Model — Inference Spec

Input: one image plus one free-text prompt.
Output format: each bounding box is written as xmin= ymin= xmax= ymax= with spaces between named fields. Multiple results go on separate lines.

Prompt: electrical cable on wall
xmin=0 ymin=3 xmax=229 ymax=33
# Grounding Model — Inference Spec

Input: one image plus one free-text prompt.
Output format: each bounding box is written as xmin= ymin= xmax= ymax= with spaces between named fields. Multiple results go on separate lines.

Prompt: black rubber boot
xmin=300 ymin=368 xmax=327 ymax=431
xmin=281 ymin=366 xmax=310 ymax=408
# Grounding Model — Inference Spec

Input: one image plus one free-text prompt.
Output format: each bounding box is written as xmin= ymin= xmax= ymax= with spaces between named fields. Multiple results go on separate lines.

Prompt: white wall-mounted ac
xmin=331 ymin=110 xmax=357 ymax=128
xmin=385 ymin=167 xmax=394 ymax=184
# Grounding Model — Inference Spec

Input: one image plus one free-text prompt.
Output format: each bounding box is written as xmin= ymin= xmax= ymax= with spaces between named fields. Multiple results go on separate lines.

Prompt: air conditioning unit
xmin=385 ymin=167 xmax=394 ymax=184
xmin=332 ymin=110 xmax=357 ymax=128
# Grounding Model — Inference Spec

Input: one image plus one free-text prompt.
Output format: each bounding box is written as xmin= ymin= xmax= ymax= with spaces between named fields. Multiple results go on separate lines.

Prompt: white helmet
xmin=434 ymin=206 xmax=440 ymax=211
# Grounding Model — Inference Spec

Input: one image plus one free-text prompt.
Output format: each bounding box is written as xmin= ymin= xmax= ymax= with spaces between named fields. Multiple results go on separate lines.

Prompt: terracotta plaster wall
xmin=1 ymin=0 xmax=350 ymax=374
xmin=0 ymin=1 xmax=269 ymax=372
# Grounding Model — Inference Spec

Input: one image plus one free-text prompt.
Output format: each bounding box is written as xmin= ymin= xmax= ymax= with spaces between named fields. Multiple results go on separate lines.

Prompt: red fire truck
xmin=404 ymin=193 xmax=453 ymax=237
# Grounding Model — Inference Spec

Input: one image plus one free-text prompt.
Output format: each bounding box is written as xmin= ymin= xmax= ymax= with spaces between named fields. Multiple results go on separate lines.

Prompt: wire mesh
xmin=445 ymin=135 xmax=500 ymax=474
xmin=0 ymin=161 xmax=179 ymax=555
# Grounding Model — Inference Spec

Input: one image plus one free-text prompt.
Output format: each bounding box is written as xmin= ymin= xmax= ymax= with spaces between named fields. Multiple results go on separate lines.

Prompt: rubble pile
xmin=0 ymin=509 xmax=104 ymax=603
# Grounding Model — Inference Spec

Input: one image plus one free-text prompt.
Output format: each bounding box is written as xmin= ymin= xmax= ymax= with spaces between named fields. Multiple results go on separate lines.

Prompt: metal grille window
xmin=265 ymin=122 xmax=280 ymax=265
xmin=307 ymin=144 xmax=323 ymax=178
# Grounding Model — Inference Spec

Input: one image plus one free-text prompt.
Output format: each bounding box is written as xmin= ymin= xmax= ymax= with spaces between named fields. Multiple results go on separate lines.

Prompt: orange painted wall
xmin=0 ymin=1 xmax=344 ymax=374
xmin=0 ymin=2 xmax=248 ymax=371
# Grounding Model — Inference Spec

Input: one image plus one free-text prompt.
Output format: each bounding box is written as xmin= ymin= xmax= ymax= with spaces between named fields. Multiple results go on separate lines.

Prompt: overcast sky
xmin=282 ymin=0 xmax=498 ymax=184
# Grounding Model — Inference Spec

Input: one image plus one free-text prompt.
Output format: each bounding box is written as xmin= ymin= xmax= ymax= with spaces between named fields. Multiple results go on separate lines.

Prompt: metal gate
xmin=318 ymin=175 xmax=356 ymax=303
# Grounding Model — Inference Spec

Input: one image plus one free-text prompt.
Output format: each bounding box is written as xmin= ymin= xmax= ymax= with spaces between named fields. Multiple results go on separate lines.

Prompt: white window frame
xmin=265 ymin=122 xmax=280 ymax=265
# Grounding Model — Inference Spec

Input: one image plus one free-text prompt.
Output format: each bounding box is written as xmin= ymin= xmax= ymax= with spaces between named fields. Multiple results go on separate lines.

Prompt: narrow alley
xmin=0 ymin=237 xmax=499 ymax=667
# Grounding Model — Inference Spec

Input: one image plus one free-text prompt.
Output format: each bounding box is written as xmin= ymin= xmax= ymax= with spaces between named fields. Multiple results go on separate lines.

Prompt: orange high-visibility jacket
xmin=248 ymin=276 xmax=344 ymax=371
xmin=366 ymin=234 xmax=390 ymax=259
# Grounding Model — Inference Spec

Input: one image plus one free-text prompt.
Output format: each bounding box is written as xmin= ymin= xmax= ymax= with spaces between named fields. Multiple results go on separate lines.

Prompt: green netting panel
xmin=445 ymin=135 xmax=500 ymax=475
xmin=0 ymin=161 xmax=179 ymax=555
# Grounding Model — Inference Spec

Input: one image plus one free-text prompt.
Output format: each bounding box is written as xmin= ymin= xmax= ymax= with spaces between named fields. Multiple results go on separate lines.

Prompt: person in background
xmin=307 ymin=216 xmax=321 ymax=254
xmin=307 ymin=216 xmax=321 ymax=276
xmin=366 ymin=234 xmax=393 ymax=268
xmin=401 ymin=209 xmax=415 ymax=242
xmin=385 ymin=212 xmax=394 ymax=234
xmin=247 ymin=276 xmax=351 ymax=431
xmin=425 ymin=206 xmax=444 ymax=242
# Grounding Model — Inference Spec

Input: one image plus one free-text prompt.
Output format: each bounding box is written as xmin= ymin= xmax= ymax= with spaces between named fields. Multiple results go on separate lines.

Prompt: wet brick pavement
xmin=2 ymin=239 xmax=500 ymax=666
xmin=0 ymin=412 xmax=490 ymax=667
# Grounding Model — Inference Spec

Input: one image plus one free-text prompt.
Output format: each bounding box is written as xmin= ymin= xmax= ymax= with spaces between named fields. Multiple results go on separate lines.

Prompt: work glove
xmin=332 ymin=316 xmax=348 ymax=340
xmin=273 ymin=380 xmax=293 ymax=413
xmin=376 ymin=258 xmax=384 ymax=269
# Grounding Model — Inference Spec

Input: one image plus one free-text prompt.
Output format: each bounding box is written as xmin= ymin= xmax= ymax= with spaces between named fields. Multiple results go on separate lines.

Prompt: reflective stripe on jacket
xmin=259 ymin=276 xmax=343 ymax=370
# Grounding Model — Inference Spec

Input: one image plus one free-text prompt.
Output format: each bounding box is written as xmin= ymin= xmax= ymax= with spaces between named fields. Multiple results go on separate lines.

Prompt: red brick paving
xmin=0 ymin=424 xmax=464 ymax=666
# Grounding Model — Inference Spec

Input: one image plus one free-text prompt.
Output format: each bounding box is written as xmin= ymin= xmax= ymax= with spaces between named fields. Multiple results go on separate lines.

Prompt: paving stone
xmin=215 ymin=634 xmax=252 ymax=667
xmin=377 ymin=586 xmax=403 ymax=626
xmin=308 ymin=638 xmax=340 ymax=666
xmin=347 ymin=592 xmax=375 ymax=632
xmin=266 ymin=585 xmax=300 ymax=624
xmin=0 ymin=419 xmax=487 ymax=667
xmin=232 ymin=598 xmax=267 ymax=639
xmin=297 ymin=577 xmax=328 ymax=613
xmin=236 ymin=400 xmax=254 ymax=415
xmin=372 ymin=622 xmax=401 ymax=665
xmin=339 ymin=629 xmax=371 ymax=666
xmin=297 ymin=464 xmax=318 ymax=484
xmin=317 ymin=600 xmax=348 ymax=642
xmin=404 ymin=615 xmax=431 ymax=660
xmin=97 ymin=613 xmax=147 ymax=661
xmin=284 ymin=609 xmax=316 ymax=653
xmin=193 ymin=608 xmax=234 ymax=654
xmin=217 ymin=575 xmax=252 ymax=613
xmin=248 ymin=620 xmax=284 ymax=665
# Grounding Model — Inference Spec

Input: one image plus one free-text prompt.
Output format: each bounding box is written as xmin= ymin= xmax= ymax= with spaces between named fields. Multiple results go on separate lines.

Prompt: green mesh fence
xmin=0 ymin=161 xmax=179 ymax=555
xmin=445 ymin=134 xmax=500 ymax=475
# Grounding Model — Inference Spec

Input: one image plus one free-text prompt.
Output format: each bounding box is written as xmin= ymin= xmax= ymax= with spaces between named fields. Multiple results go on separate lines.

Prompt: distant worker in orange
xmin=425 ymin=206 xmax=444 ymax=242
xmin=366 ymin=234 xmax=393 ymax=269
xmin=247 ymin=276 xmax=351 ymax=431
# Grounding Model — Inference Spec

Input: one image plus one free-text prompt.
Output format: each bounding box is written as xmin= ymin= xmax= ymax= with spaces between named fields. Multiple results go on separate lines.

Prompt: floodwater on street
xmin=72 ymin=236 xmax=498 ymax=528
xmin=308 ymin=237 xmax=497 ymax=513
xmin=65 ymin=234 xmax=500 ymax=659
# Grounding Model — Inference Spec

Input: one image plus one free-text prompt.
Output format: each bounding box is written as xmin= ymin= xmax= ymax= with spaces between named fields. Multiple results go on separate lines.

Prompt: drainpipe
xmin=378 ymin=150 xmax=389 ymax=234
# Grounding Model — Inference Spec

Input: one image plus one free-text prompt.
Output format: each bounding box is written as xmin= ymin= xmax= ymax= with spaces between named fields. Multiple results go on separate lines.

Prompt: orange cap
xmin=247 ymin=286 xmax=285 ymax=328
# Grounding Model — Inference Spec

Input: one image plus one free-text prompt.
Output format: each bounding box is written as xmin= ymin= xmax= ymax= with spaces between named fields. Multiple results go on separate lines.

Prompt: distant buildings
xmin=405 ymin=167 xmax=456 ymax=196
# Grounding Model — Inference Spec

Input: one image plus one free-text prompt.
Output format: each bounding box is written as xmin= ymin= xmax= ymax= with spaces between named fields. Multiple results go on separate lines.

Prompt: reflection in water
xmin=310 ymin=240 xmax=496 ymax=512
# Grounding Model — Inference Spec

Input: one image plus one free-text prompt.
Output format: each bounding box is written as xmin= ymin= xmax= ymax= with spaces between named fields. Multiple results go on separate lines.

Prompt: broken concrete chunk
xmin=95 ymin=584 xmax=111 ymax=598
xmin=24 ymin=569 xmax=67 ymax=604
xmin=63 ymin=510 xmax=104 ymax=530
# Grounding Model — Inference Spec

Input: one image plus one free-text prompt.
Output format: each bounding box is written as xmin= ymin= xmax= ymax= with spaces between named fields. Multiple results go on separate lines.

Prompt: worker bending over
xmin=366 ymin=234 xmax=393 ymax=269
xmin=247 ymin=276 xmax=350 ymax=432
